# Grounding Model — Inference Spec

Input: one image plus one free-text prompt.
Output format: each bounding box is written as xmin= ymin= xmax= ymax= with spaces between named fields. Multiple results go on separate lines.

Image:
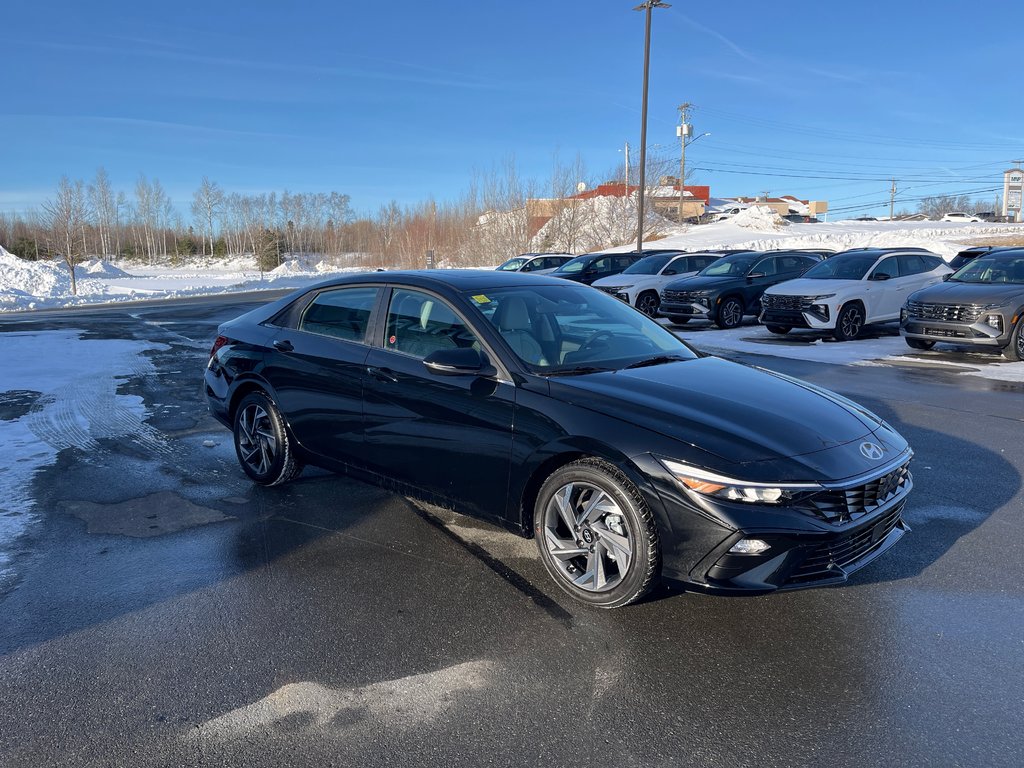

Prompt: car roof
xmin=310 ymin=269 xmax=572 ymax=291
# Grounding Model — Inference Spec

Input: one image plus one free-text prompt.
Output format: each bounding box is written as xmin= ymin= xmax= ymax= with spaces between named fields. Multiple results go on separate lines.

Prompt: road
xmin=0 ymin=292 xmax=1022 ymax=767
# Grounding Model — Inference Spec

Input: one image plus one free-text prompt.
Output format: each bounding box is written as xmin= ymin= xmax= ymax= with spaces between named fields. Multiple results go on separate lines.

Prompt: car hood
xmin=765 ymin=278 xmax=858 ymax=296
xmin=547 ymin=357 xmax=902 ymax=481
xmin=664 ymin=275 xmax=740 ymax=292
xmin=909 ymin=281 xmax=1024 ymax=305
xmin=593 ymin=275 xmax=639 ymax=289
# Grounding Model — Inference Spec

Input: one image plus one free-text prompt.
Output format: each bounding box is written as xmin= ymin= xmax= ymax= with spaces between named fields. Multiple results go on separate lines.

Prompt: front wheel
xmin=1003 ymin=317 xmax=1024 ymax=361
xmin=635 ymin=291 xmax=660 ymax=318
xmin=715 ymin=297 xmax=745 ymax=329
xmin=534 ymin=458 xmax=660 ymax=608
xmin=833 ymin=303 xmax=864 ymax=341
xmin=233 ymin=391 xmax=303 ymax=485
xmin=905 ymin=338 xmax=935 ymax=350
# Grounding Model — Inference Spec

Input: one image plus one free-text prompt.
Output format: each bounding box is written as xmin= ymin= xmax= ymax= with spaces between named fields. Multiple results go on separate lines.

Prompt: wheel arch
xmin=227 ymin=375 xmax=278 ymax=423
xmin=514 ymin=438 xmax=669 ymax=540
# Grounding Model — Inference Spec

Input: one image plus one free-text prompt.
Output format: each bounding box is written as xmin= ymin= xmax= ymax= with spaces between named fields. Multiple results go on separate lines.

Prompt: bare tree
xmin=42 ymin=177 xmax=90 ymax=295
xmin=191 ymin=177 xmax=225 ymax=257
xmin=88 ymin=168 xmax=116 ymax=257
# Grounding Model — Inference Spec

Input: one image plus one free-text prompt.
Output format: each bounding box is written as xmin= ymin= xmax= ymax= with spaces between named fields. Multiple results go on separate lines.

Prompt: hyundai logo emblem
xmin=860 ymin=442 xmax=884 ymax=461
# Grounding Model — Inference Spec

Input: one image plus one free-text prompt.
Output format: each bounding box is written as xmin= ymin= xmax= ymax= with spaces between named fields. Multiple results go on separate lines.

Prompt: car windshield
xmin=553 ymin=255 xmax=591 ymax=274
xmin=497 ymin=257 xmax=527 ymax=271
xmin=949 ymin=253 xmax=1024 ymax=284
xmin=800 ymin=253 xmax=880 ymax=280
xmin=622 ymin=253 xmax=676 ymax=275
xmin=697 ymin=254 xmax=758 ymax=277
xmin=466 ymin=284 xmax=697 ymax=373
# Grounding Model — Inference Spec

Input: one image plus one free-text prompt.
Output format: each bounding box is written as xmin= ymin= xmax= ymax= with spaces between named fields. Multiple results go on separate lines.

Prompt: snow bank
xmin=731 ymin=206 xmax=789 ymax=230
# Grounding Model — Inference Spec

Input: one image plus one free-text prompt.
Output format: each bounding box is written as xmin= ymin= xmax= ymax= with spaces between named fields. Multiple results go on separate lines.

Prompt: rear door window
xmin=298 ymin=286 xmax=379 ymax=343
xmin=898 ymin=254 xmax=927 ymax=275
xmin=871 ymin=256 xmax=901 ymax=279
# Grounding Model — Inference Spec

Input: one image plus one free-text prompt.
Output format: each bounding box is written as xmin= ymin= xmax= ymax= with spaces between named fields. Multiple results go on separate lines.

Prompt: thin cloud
xmin=2 ymin=113 xmax=301 ymax=141
xmin=674 ymin=15 xmax=759 ymax=64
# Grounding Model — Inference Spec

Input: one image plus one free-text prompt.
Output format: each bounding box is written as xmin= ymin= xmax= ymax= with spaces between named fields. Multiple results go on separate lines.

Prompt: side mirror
xmin=663 ymin=269 xmax=677 ymax=276
xmin=423 ymin=347 xmax=490 ymax=376
xmin=870 ymin=272 xmax=892 ymax=281
xmin=747 ymin=272 xmax=766 ymax=280
xmin=942 ymin=272 xmax=952 ymax=281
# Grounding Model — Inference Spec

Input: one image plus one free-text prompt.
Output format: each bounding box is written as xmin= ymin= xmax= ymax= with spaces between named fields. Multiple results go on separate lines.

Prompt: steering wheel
xmin=578 ymin=329 xmax=617 ymax=353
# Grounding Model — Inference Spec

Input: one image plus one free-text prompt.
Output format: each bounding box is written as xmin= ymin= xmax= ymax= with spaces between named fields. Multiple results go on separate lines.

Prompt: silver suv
xmin=900 ymin=249 xmax=1024 ymax=361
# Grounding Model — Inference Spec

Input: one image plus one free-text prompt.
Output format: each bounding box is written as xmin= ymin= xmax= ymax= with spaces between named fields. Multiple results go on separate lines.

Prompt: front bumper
xmin=901 ymin=318 xmax=1010 ymax=347
xmin=659 ymin=301 xmax=713 ymax=320
xmin=759 ymin=300 xmax=834 ymax=330
xmin=635 ymin=452 xmax=913 ymax=595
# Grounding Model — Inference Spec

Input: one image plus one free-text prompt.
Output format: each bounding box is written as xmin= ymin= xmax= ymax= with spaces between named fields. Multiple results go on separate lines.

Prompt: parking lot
xmin=1 ymin=293 xmax=1022 ymax=767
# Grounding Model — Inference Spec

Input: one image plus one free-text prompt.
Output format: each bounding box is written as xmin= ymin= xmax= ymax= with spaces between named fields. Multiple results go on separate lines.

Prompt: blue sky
xmin=3 ymin=0 xmax=1021 ymax=219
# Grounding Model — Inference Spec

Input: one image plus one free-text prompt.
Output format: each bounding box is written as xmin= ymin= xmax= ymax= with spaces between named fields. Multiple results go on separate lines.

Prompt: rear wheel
xmin=635 ymin=291 xmax=660 ymax=318
xmin=716 ymin=297 xmax=745 ymax=329
xmin=534 ymin=458 xmax=660 ymax=608
xmin=1003 ymin=317 xmax=1024 ymax=361
xmin=833 ymin=303 xmax=864 ymax=341
xmin=906 ymin=338 xmax=935 ymax=351
xmin=765 ymin=325 xmax=791 ymax=335
xmin=233 ymin=391 xmax=303 ymax=485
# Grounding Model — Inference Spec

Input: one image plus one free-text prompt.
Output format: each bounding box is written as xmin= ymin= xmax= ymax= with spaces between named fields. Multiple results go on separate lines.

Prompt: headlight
xmin=659 ymin=458 xmax=821 ymax=505
xmin=810 ymin=294 xmax=835 ymax=301
xmin=984 ymin=314 xmax=1003 ymax=331
xmin=690 ymin=290 xmax=712 ymax=297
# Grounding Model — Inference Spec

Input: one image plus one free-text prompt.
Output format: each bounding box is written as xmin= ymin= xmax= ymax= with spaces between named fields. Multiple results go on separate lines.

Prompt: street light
xmin=634 ymin=0 xmax=670 ymax=253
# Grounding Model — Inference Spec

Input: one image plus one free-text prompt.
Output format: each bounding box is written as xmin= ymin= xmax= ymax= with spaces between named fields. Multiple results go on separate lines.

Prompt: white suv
xmin=759 ymin=248 xmax=952 ymax=340
xmin=592 ymin=251 xmax=723 ymax=316
xmin=940 ymin=212 xmax=982 ymax=223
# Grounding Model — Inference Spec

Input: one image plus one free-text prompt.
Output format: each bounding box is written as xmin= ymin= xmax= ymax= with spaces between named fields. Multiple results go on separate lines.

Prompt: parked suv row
xmin=659 ymin=250 xmax=832 ymax=328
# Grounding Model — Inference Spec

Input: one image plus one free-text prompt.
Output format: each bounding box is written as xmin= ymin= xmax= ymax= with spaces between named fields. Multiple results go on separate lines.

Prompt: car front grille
xmin=761 ymin=294 xmax=812 ymax=311
xmin=663 ymin=290 xmax=706 ymax=304
xmin=793 ymin=461 xmax=911 ymax=524
xmin=906 ymin=301 xmax=984 ymax=323
xmin=787 ymin=503 xmax=905 ymax=584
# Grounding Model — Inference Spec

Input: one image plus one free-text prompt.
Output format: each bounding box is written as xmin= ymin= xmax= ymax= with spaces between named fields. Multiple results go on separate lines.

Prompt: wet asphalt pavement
xmin=0 ymin=293 xmax=1022 ymax=767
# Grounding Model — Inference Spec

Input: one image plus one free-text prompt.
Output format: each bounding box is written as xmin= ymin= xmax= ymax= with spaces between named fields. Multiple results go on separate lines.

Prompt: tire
xmin=765 ymin=325 xmax=791 ymax=335
xmin=833 ymin=302 xmax=865 ymax=341
xmin=232 ymin=391 xmax=303 ymax=485
xmin=533 ymin=458 xmax=660 ymax=609
xmin=715 ymin=297 xmax=744 ymax=329
xmin=906 ymin=338 xmax=935 ymax=351
xmin=666 ymin=315 xmax=690 ymax=325
xmin=1003 ymin=317 xmax=1024 ymax=362
xmin=635 ymin=291 xmax=660 ymax=318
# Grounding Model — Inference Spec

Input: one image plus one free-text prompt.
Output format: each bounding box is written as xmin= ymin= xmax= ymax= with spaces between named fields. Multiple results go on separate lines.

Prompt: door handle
xmin=273 ymin=339 xmax=294 ymax=352
xmin=367 ymin=366 xmax=398 ymax=383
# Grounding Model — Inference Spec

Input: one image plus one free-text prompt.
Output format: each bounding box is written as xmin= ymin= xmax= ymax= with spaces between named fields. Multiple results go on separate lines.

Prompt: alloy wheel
xmin=636 ymin=293 xmax=660 ymax=317
xmin=236 ymin=403 xmax=277 ymax=476
xmin=541 ymin=482 xmax=633 ymax=593
xmin=839 ymin=305 xmax=863 ymax=339
xmin=719 ymin=299 xmax=743 ymax=328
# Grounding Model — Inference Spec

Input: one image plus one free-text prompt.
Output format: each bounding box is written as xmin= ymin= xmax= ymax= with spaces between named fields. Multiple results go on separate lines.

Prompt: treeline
xmin=0 ymin=152 xmax=680 ymax=293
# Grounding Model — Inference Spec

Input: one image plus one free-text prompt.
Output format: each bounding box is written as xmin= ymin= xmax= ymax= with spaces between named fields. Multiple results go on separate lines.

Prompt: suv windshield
xmin=801 ymin=253 xmax=880 ymax=280
xmin=553 ymin=256 xmax=591 ymax=274
xmin=622 ymin=253 xmax=676 ymax=275
xmin=467 ymin=284 xmax=697 ymax=373
xmin=949 ymin=253 xmax=1024 ymax=284
xmin=697 ymin=254 xmax=758 ymax=277
xmin=497 ymin=257 xmax=527 ymax=271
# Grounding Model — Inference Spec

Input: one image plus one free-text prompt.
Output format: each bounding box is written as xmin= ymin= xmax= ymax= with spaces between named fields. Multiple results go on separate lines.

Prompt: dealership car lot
xmin=0 ymin=293 xmax=1022 ymax=767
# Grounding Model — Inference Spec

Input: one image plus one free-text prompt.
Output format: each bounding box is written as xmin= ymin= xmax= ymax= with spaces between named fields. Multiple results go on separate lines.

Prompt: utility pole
xmin=623 ymin=140 xmax=630 ymax=195
xmin=889 ymin=178 xmax=897 ymax=221
xmin=677 ymin=103 xmax=691 ymax=222
xmin=634 ymin=0 xmax=670 ymax=254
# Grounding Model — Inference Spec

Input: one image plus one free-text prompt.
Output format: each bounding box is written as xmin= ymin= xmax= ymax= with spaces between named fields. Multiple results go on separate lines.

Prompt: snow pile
xmin=0 ymin=250 xmax=75 ymax=304
xmin=77 ymin=259 xmax=132 ymax=278
xmin=269 ymin=259 xmax=308 ymax=276
xmin=530 ymin=193 xmax=677 ymax=253
xmin=731 ymin=206 xmax=789 ymax=230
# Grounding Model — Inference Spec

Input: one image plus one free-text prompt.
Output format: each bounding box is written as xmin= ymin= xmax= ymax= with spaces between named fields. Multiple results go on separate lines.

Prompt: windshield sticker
xmin=471 ymin=294 xmax=491 ymax=304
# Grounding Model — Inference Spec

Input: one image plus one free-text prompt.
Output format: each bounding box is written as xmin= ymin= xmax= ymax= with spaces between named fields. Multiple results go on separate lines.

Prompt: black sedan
xmin=205 ymin=270 xmax=913 ymax=608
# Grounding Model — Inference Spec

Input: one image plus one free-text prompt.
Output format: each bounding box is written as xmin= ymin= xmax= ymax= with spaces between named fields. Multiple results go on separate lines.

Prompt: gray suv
xmin=900 ymin=249 xmax=1024 ymax=361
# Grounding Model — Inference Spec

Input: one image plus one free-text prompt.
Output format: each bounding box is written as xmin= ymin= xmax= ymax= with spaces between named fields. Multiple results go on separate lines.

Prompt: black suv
xmin=551 ymin=249 xmax=689 ymax=285
xmin=901 ymin=248 xmax=1024 ymax=360
xmin=659 ymin=250 xmax=827 ymax=328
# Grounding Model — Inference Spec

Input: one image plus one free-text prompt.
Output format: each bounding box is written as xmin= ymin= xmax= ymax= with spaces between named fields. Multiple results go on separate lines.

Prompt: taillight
xmin=209 ymin=335 xmax=229 ymax=361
